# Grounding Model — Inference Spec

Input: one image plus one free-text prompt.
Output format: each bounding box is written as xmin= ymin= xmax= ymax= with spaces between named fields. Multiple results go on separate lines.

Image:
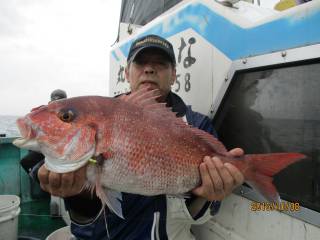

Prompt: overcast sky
xmin=0 ymin=0 xmax=281 ymax=116
xmin=0 ymin=0 xmax=121 ymax=116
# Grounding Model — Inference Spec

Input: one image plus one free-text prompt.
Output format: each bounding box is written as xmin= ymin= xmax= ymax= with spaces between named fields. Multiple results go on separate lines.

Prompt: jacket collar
xmin=165 ymin=91 xmax=187 ymax=117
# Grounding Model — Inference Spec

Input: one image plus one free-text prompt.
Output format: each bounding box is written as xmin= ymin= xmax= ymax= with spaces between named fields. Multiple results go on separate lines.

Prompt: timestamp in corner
xmin=250 ymin=201 xmax=301 ymax=212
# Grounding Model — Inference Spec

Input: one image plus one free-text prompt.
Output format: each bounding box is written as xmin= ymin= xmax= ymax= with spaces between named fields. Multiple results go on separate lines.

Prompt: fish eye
xmin=58 ymin=109 xmax=76 ymax=123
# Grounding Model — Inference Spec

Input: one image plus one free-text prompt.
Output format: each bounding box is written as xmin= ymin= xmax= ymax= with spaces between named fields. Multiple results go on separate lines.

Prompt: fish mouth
xmin=14 ymin=115 xmax=96 ymax=174
xmin=13 ymin=138 xmax=41 ymax=152
xmin=13 ymin=118 xmax=40 ymax=152
xmin=44 ymin=147 xmax=95 ymax=173
xmin=16 ymin=118 xmax=30 ymax=137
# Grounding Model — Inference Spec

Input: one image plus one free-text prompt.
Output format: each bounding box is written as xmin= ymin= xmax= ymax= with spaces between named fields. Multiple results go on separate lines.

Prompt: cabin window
xmin=120 ymin=0 xmax=183 ymax=26
xmin=215 ymin=61 xmax=320 ymax=212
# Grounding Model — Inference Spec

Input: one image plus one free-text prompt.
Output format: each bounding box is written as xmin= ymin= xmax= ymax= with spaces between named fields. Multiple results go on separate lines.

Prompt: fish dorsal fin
xmin=121 ymin=87 xmax=228 ymax=154
xmin=121 ymin=88 xmax=227 ymax=154
xmin=189 ymin=127 xmax=228 ymax=154
xmin=120 ymin=87 xmax=161 ymax=106
xmin=120 ymin=87 xmax=182 ymax=120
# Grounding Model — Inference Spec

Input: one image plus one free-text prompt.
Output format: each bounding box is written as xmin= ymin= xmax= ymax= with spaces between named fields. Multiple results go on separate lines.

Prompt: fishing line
xmin=103 ymin=207 xmax=110 ymax=239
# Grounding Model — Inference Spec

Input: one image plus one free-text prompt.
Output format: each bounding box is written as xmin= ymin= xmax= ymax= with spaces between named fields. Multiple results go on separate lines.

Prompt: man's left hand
xmin=192 ymin=148 xmax=245 ymax=201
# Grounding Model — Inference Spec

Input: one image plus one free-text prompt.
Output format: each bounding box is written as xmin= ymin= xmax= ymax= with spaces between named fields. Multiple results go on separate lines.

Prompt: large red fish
xmin=13 ymin=88 xmax=305 ymax=218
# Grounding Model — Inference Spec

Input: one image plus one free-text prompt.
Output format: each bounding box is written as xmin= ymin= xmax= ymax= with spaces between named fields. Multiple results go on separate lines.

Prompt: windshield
xmin=120 ymin=0 xmax=183 ymax=26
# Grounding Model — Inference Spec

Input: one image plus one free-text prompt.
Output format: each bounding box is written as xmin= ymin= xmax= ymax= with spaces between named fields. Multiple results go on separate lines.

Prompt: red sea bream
xmin=13 ymin=88 xmax=306 ymax=218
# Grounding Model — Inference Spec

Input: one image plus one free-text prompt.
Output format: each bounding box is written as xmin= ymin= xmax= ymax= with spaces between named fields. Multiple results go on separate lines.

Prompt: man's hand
xmin=38 ymin=164 xmax=87 ymax=198
xmin=192 ymin=148 xmax=245 ymax=201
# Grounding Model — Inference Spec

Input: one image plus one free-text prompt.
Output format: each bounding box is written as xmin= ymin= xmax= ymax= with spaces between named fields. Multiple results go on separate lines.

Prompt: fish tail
xmin=244 ymin=153 xmax=305 ymax=202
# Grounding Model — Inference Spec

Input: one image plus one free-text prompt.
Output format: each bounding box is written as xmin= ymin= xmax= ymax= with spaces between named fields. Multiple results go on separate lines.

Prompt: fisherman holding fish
xmin=15 ymin=35 xmax=304 ymax=239
xmin=44 ymin=35 xmax=244 ymax=239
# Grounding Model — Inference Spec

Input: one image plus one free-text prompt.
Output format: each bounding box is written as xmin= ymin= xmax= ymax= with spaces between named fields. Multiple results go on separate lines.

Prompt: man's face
xmin=125 ymin=48 xmax=176 ymax=100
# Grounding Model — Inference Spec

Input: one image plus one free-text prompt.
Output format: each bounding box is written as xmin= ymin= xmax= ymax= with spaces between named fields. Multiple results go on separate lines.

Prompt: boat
xmin=109 ymin=0 xmax=320 ymax=239
xmin=0 ymin=0 xmax=319 ymax=239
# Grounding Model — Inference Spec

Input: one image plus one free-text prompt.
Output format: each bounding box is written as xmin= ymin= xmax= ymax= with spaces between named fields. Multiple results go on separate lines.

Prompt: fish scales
xmin=104 ymin=101 xmax=204 ymax=194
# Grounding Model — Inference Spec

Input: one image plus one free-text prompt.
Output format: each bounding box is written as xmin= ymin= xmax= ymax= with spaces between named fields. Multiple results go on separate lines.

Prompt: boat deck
xmin=19 ymin=199 xmax=66 ymax=239
xmin=0 ymin=137 xmax=66 ymax=240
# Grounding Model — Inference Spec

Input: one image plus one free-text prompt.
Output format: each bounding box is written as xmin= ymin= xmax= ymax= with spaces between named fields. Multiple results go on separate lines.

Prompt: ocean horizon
xmin=0 ymin=115 xmax=21 ymax=137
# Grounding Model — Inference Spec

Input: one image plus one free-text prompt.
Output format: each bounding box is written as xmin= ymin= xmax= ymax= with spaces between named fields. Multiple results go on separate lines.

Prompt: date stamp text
xmin=250 ymin=202 xmax=300 ymax=212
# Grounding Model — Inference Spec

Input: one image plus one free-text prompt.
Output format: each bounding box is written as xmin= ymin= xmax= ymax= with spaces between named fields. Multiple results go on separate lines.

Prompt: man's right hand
xmin=38 ymin=164 xmax=87 ymax=197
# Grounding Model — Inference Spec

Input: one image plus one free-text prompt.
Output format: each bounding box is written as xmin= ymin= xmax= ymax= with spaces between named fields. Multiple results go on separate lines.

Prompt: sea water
xmin=0 ymin=115 xmax=20 ymax=137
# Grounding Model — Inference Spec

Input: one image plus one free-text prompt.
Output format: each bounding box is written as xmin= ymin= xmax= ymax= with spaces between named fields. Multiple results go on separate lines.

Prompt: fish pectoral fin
xmin=104 ymin=189 xmax=124 ymax=219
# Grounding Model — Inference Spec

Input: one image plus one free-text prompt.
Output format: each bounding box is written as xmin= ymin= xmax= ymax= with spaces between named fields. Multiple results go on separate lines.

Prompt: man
xmin=36 ymin=35 xmax=244 ymax=239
